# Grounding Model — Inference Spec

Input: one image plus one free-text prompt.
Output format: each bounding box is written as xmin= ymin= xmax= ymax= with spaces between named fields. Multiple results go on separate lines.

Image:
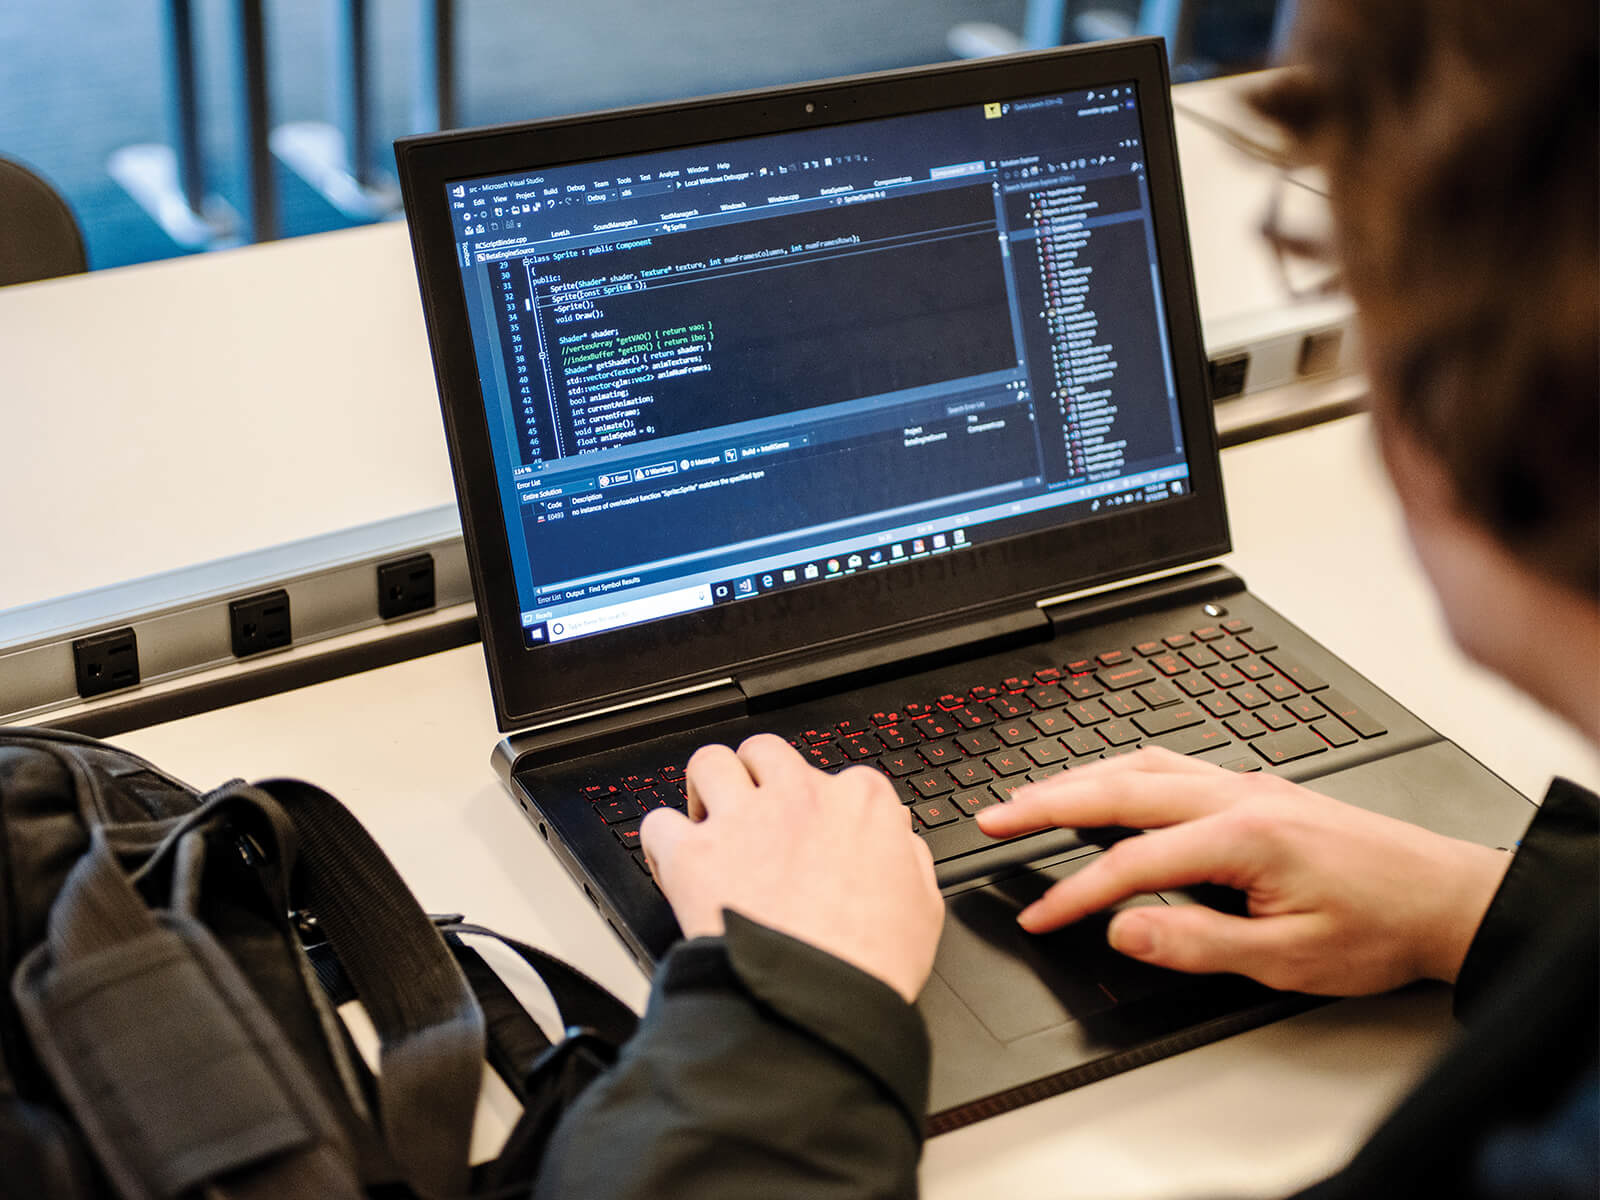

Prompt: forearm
xmin=533 ymin=913 xmax=930 ymax=1200
xmin=1413 ymin=838 xmax=1513 ymax=985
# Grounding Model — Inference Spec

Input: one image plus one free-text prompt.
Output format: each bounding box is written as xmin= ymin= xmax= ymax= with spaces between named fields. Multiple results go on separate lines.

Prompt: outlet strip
xmin=0 ymin=506 xmax=473 ymax=726
xmin=1203 ymin=295 xmax=1361 ymax=404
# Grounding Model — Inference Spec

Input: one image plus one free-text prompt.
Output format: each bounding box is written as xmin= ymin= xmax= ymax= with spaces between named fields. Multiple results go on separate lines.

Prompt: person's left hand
xmin=641 ymin=734 xmax=944 ymax=1004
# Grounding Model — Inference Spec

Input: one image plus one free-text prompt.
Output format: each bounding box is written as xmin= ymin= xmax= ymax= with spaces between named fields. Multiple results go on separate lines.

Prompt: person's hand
xmin=975 ymin=748 xmax=1512 ymax=995
xmin=640 ymin=734 xmax=944 ymax=1003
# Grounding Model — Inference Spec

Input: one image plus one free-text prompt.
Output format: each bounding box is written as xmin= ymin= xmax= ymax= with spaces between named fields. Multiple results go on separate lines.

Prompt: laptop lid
xmin=396 ymin=39 xmax=1228 ymax=733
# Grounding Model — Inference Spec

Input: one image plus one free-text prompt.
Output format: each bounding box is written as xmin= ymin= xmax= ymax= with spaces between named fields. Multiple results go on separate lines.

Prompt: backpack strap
xmin=11 ymin=828 xmax=361 ymax=1200
xmin=245 ymin=778 xmax=486 ymax=1200
xmin=305 ymin=922 xmax=638 ymax=1105
xmin=445 ymin=936 xmax=553 ymax=1104
xmin=434 ymin=925 xmax=639 ymax=1192
xmin=299 ymin=928 xmax=556 ymax=1104
xmin=486 ymin=1028 xmax=619 ymax=1188
xmin=439 ymin=922 xmax=639 ymax=1048
xmin=118 ymin=776 xmax=488 ymax=1198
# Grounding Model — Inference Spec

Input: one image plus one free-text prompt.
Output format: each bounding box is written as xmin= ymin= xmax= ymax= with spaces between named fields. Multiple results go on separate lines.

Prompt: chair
xmin=0 ymin=156 xmax=88 ymax=286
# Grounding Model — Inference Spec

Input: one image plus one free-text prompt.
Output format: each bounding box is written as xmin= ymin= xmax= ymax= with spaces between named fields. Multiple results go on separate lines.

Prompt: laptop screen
xmin=447 ymin=81 xmax=1191 ymax=647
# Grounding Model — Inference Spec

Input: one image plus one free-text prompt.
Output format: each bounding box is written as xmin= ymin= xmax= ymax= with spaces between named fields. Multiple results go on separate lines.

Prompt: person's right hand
xmin=976 ymin=748 xmax=1512 ymax=996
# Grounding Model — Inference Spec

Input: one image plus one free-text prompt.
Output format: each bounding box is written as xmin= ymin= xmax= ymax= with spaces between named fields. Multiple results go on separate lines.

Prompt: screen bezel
xmin=396 ymin=38 xmax=1230 ymax=732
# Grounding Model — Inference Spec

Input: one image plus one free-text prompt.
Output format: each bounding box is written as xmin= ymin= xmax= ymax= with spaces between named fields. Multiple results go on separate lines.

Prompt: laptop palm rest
xmin=923 ymin=848 xmax=1295 ymax=1126
xmin=920 ymin=740 xmax=1534 ymax=1127
xmin=934 ymin=861 xmax=1178 ymax=1042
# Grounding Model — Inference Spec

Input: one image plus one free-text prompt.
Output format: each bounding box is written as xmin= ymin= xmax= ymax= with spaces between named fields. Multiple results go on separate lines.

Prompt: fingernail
xmin=1016 ymin=903 xmax=1042 ymax=930
xmin=1108 ymin=914 xmax=1154 ymax=957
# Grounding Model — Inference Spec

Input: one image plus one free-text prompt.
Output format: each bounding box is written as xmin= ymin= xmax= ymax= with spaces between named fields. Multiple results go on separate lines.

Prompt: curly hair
xmin=1252 ymin=0 xmax=1598 ymax=599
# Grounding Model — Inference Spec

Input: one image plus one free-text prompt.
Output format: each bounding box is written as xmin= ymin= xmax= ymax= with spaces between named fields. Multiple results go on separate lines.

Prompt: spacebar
xmin=929 ymin=824 xmax=1089 ymax=887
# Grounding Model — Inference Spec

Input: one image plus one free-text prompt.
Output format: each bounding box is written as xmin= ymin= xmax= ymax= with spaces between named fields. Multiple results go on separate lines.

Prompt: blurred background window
xmin=0 ymin=0 xmax=1283 ymax=273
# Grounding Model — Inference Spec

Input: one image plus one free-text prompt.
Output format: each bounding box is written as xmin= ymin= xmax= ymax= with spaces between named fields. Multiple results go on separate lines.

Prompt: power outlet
xmin=377 ymin=553 xmax=435 ymax=619
xmin=73 ymin=628 xmax=140 ymax=698
xmin=1207 ymin=352 xmax=1250 ymax=401
xmin=229 ymin=589 xmax=292 ymax=657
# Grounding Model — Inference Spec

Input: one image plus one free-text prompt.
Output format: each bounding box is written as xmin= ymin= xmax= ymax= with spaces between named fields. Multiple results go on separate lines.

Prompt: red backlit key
xmin=984 ymin=749 xmax=1029 ymax=776
xmin=948 ymin=761 xmax=992 ymax=789
xmin=1315 ymin=689 xmax=1386 ymax=737
xmin=953 ymin=788 xmax=1003 ymax=817
xmin=838 ymin=732 xmax=883 ymax=759
xmin=877 ymin=725 xmax=915 ymax=749
xmin=912 ymin=713 xmax=957 ymax=739
xmin=1251 ymin=726 xmax=1328 ymax=764
xmin=597 ymin=797 xmax=643 ymax=824
xmin=877 ymin=752 xmax=921 ymax=777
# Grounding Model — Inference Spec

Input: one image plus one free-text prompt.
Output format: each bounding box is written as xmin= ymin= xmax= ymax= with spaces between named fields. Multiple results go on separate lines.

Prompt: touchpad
xmin=932 ymin=854 xmax=1186 ymax=1044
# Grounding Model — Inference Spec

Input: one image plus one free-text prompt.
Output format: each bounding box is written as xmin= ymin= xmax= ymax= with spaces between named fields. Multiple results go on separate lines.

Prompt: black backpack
xmin=0 ymin=727 xmax=638 ymax=1199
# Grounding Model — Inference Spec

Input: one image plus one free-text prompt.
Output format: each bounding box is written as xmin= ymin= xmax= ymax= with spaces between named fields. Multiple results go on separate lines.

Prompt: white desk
xmin=0 ymin=223 xmax=456 ymax=615
xmin=104 ymin=413 xmax=1599 ymax=1198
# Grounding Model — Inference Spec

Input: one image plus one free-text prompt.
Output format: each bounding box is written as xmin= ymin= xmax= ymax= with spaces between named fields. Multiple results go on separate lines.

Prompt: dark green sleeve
xmin=1454 ymin=777 xmax=1599 ymax=1022
xmin=1290 ymin=780 xmax=1598 ymax=1200
xmin=532 ymin=910 xmax=931 ymax=1200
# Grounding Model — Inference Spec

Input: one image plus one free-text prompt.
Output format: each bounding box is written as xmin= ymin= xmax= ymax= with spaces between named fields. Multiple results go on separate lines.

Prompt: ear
xmin=1372 ymin=410 xmax=1462 ymax=528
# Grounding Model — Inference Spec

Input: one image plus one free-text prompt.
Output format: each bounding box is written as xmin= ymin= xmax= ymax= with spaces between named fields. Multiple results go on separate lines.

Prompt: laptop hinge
xmin=494 ymin=678 xmax=748 ymax=781
xmin=495 ymin=564 xmax=1246 ymax=778
xmin=738 ymin=605 xmax=1050 ymax=713
xmin=1036 ymin=563 xmax=1246 ymax=633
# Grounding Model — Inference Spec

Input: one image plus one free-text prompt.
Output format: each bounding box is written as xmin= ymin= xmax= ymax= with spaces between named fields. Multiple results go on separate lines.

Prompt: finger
xmin=978 ymin=760 xmax=1241 ymax=839
xmin=1105 ymin=905 xmax=1324 ymax=987
xmin=684 ymin=742 xmax=756 ymax=819
xmin=1073 ymin=745 xmax=1222 ymax=778
xmin=834 ymin=763 xmax=905 ymax=811
xmin=639 ymin=809 xmax=725 ymax=939
xmin=1037 ymin=745 xmax=1232 ymax=797
xmin=1000 ymin=746 xmax=1225 ymax=815
xmin=639 ymin=806 xmax=693 ymax=881
xmin=736 ymin=732 xmax=813 ymax=790
xmin=1015 ymin=817 xmax=1249 ymax=931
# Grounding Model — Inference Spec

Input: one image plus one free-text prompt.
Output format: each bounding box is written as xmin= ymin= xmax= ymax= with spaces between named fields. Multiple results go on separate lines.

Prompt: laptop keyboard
xmin=581 ymin=617 xmax=1388 ymax=874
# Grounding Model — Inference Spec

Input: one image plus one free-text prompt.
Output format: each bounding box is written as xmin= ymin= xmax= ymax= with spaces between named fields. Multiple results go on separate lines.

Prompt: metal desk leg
xmin=416 ymin=0 xmax=458 ymax=132
xmin=270 ymin=0 xmax=401 ymax=220
xmin=106 ymin=0 xmax=242 ymax=249
xmin=1022 ymin=0 xmax=1069 ymax=48
xmin=233 ymin=0 xmax=277 ymax=242
xmin=338 ymin=0 xmax=376 ymax=188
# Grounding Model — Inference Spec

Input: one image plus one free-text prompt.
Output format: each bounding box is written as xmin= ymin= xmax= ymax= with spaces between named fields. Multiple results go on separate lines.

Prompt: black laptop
xmin=395 ymin=39 xmax=1532 ymax=1132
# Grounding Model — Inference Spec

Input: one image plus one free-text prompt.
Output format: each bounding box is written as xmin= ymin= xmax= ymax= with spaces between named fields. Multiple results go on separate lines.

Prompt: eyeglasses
xmin=1260 ymin=169 xmax=1343 ymax=300
xmin=1173 ymin=99 xmax=1345 ymax=302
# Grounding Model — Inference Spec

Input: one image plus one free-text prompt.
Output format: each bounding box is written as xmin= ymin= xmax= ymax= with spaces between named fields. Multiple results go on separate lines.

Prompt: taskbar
xmin=517 ymin=467 xmax=1186 ymax=648
xmin=709 ymin=525 xmax=970 ymax=605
